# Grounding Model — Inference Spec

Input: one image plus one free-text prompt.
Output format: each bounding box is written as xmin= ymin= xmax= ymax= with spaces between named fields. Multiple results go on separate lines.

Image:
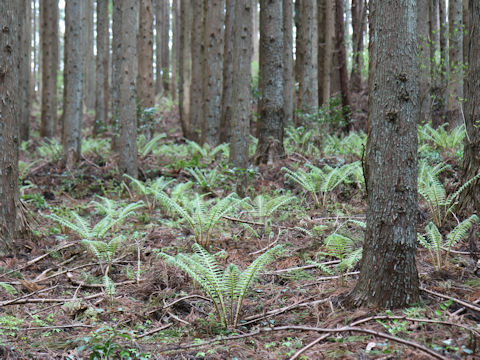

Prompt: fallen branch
xmin=266 ymin=260 xmax=341 ymax=274
xmin=144 ymin=294 xmax=211 ymax=316
xmin=1 ymin=292 xmax=104 ymax=305
xmin=421 ymin=287 xmax=480 ymax=313
xmin=0 ymin=285 xmax=59 ymax=307
xmin=19 ymin=323 xmax=94 ymax=331
xmin=137 ymin=323 xmax=172 ymax=339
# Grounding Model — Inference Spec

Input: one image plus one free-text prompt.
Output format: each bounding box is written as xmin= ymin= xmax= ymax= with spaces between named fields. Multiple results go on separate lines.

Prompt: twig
xmin=157 ymin=325 xmax=447 ymax=359
xmin=421 ymin=287 xmax=480 ymax=313
xmin=1 ymin=292 xmax=104 ymax=305
xmin=304 ymin=271 xmax=360 ymax=285
xmin=249 ymin=231 xmax=281 ymax=255
xmin=137 ymin=323 xmax=172 ymax=339
xmin=66 ymin=272 xmax=138 ymax=288
xmin=19 ymin=323 xmax=95 ymax=331
xmin=452 ymin=298 xmax=480 ymax=316
xmin=167 ymin=311 xmax=190 ymax=325
xmin=144 ymin=294 xmax=212 ymax=316
xmin=266 ymin=260 xmax=341 ymax=274
xmin=0 ymin=285 xmax=59 ymax=307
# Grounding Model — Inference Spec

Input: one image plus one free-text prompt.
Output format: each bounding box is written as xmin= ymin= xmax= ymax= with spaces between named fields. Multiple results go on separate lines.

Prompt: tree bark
xmin=438 ymin=0 xmax=448 ymax=119
xmin=230 ymin=0 xmax=252 ymax=171
xmin=40 ymin=0 xmax=59 ymax=138
xmin=115 ymin=0 xmax=139 ymax=177
xmin=418 ymin=0 xmax=431 ymax=123
xmin=171 ymin=0 xmax=179 ymax=100
xmin=351 ymin=0 xmax=420 ymax=308
xmin=62 ymin=0 xmax=84 ymax=167
xmin=111 ymin=0 xmax=121 ymax=151
xmin=154 ymin=0 xmax=169 ymax=94
xmin=189 ymin=0 xmax=204 ymax=142
xmin=19 ymin=0 xmax=31 ymax=141
xmin=0 ymin=0 xmax=21 ymax=255
xmin=220 ymin=0 xmax=235 ymax=143
xmin=179 ymin=0 xmax=192 ymax=138
xmin=350 ymin=0 xmax=366 ymax=92
xmin=283 ymin=0 xmax=294 ymax=125
xmin=322 ymin=0 xmax=335 ymax=104
xmin=201 ymin=0 xmax=224 ymax=146
xmin=447 ymin=0 xmax=463 ymax=126
xmin=83 ymin=0 xmax=95 ymax=111
xmin=138 ymin=0 xmax=154 ymax=110
xmin=94 ymin=0 xmax=109 ymax=136
xmin=459 ymin=0 xmax=480 ymax=213
xmin=255 ymin=0 xmax=284 ymax=164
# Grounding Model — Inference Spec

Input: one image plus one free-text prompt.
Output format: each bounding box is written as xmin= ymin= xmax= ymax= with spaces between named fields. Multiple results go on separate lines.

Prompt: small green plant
xmin=417 ymin=215 xmax=479 ymax=271
xmin=419 ymin=123 xmax=465 ymax=152
xmin=322 ymin=132 xmax=366 ymax=159
xmin=284 ymin=126 xmax=315 ymax=155
xmin=245 ymin=194 xmax=295 ymax=234
xmin=37 ymin=138 xmax=62 ymax=162
xmin=82 ymin=138 xmax=110 ymax=158
xmin=123 ymin=174 xmax=174 ymax=211
xmin=282 ymin=162 xmax=357 ymax=208
xmin=185 ymin=140 xmax=229 ymax=163
xmin=137 ymin=133 xmax=166 ymax=157
xmin=160 ymin=243 xmax=283 ymax=327
xmin=155 ymin=192 xmax=243 ymax=247
xmin=187 ymin=167 xmax=221 ymax=193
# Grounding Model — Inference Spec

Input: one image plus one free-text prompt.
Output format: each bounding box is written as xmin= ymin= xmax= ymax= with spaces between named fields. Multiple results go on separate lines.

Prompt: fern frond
xmin=103 ymin=275 xmax=116 ymax=296
xmin=447 ymin=215 xmax=479 ymax=248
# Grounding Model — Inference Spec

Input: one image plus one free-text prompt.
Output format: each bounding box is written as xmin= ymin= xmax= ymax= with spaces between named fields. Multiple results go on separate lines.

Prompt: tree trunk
xmin=350 ymin=0 xmax=366 ymax=92
xmin=138 ymin=0 xmax=154 ymax=111
xmin=189 ymin=0 xmax=204 ymax=142
xmin=255 ymin=0 xmax=284 ymax=164
xmin=179 ymin=0 xmax=192 ymax=138
xmin=201 ymin=0 xmax=224 ymax=146
xmin=296 ymin=0 xmax=318 ymax=119
xmin=459 ymin=0 xmax=480 ymax=213
xmin=438 ymin=0 xmax=448 ymax=119
xmin=418 ymin=0 xmax=431 ymax=123
xmin=0 ymin=0 xmax=21 ymax=255
xmin=154 ymin=0 xmax=169 ymax=95
xmin=171 ymin=0 xmax=179 ymax=100
xmin=252 ymin=0 xmax=259 ymax=64
xmin=111 ymin=0 xmax=121 ymax=151
xmin=40 ymin=0 xmax=59 ymax=138
xmin=84 ymin=0 xmax=95 ymax=111
xmin=115 ymin=0 xmax=138 ymax=177
xmin=230 ymin=0 xmax=252 ymax=171
xmin=220 ymin=0 xmax=235 ymax=143
xmin=447 ymin=0 xmax=463 ymax=126
xmin=32 ymin=0 xmax=38 ymax=102
xmin=283 ymin=0 xmax=294 ymax=125
xmin=350 ymin=0 xmax=420 ymax=308
xmin=322 ymin=0 xmax=335 ymax=104
xmin=94 ymin=0 xmax=109 ymax=136
xmin=62 ymin=0 xmax=84 ymax=167
xmin=334 ymin=0 xmax=352 ymax=131
xmin=19 ymin=0 xmax=31 ymax=141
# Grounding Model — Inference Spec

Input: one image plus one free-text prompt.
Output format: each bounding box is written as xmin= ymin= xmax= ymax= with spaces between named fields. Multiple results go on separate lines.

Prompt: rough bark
xmin=322 ymin=0 xmax=335 ymax=104
xmin=317 ymin=0 xmax=327 ymax=104
xmin=252 ymin=1 xmax=259 ymax=64
xmin=418 ymin=0 xmax=432 ymax=123
xmin=447 ymin=0 xmax=463 ymax=126
xmin=111 ymin=0 xmax=121 ymax=151
xmin=40 ymin=0 xmax=59 ymax=138
xmin=351 ymin=0 xmax=420 ymax=308
xmin=84 ymin=0 xmax=95 ymax=111
xmin=296 ymin=0 xmax=318 ymax=118
xmin=230 ymin=0 xmax=252 ymax=170
xmin=220 ymin=0 xmax=235 ymax=143
xmin=115 ymin=0 xmax=139 ymax=177
xmin=189 ymin=0 xmax=204 ymax=141
xmin=351 ymin=0 xmax=366 ymax=92
xmin=179 ymin=0 xmax=192 ymax=139
xmin=62 ymin=0 xmax=84 ymax=167
xmin=201 ymin=0 xmax=224 ymax=146
xmin=438 ymin=0 xmax=448 ymax=117
xmin=334 ymin=0 xmax=352 ymax=131
xmin=255 ymin=0 xmax=284 ymax=164
xmin=460 ymin=0 xmax=480 ymax=213
xmin=154 ymin=0 xmax=169 ymax=94
xmin=94 ymin=0 xmax=109 ymax=136
xmin=283 ymin=0 xmax=294 ymax=125
xmin=138 ymin=0 xmax=154 ymax=110
xmin=0 ymin=0 xmax=21 ymax=255
xmin=171 ymin=0 xmax=179 ymax=100
xmin=19 ymin=0 xmax=31 ymax=142
xmin=32 ymin=0 xmax=38 ymax=102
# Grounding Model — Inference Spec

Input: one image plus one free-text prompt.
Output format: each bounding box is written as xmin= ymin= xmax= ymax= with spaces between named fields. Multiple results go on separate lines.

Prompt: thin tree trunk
xmin=32 ymin=0 xmax=38 ymax=102
xmin=252 ymin=1 xmax=259 ymax=64
xmin=116 ymin=0 xmax=139 ymax=177
xmin=19 ymin=0 xmax=31 ymax=141
xmin=438 ymin=0 xmax=448 ymax=118
xmin=323 ymin=0 xmax=335 ymax=104
xmin=179 ymin=0 xmax=192 ymax=138
xmin=255 ymin=0 xmax=284 ymax=164
xmin=334 ymin=0 xmax=352 ymax=131
xmin=0 ymin=0 xmax=21 ymax=255
xmin=138 ymin=0 xmax=154 ymax=111
xmin=155 ymin=0 xmax=168 ymax=95
xmin=94 ymin=0 xmax=109 ymax=136
xmin=318 ymin=0 xmax=327 ymax=104
xmin=40 ymin=0 xmax=59 ymax=138
xmin=283 ymin=0 xmax=294 ymax=125
xmin=351 ymin=0 xmax=420 ymax=308
xmin=189 ymin=0 xmax=204 ymax=142
xmin=62 ymin=0 xmax=85 ymax=167
xmin=447 ymin=0 xmax=463 ymax=126
xmin=201 ymin=0 xmax=224 ymax=146
xmin=350 ymin=0 xmax=366 ymax=92
xmin=84 ymin=0 xmax=95 ymax=111
xmin=111 ymin=0 xmax=122 ymax=151
xmin=418 ymin=0 xmax=431 ymax=123
xmin=171 ymin=0 xmax=179 ymax=100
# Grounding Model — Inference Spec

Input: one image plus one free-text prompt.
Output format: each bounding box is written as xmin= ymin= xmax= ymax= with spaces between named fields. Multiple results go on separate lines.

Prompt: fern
xmin=160 ymin=243 xmax=283 ymax=327
xmin=123 ymin=174 xmax=174 ymax=210
xmin=137 ymin=133 xmax=166 ymax=157
xmin=37 ymin=138 xmax=62 ymax=162
xmin=185 ymin=140 xmax=229 ymax=162
xmin=81 ymin=138 xmax=110 ymax=158
xmin=418 ymin=215 xmax=479 ymax=271
xmin=155 ymin=192 xmax=243 ymax=247
xmin=419 ymin=123 xmax=465 ymax=152
xmin=245 ymin=194 xmax=295 ymax=233
xmin=187 ymin=167 xmax=221 ymax=192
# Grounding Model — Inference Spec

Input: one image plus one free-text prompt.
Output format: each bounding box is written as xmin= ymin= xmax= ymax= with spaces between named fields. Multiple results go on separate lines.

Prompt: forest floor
xmin=0 ymin=97 xmax=479 ymax=359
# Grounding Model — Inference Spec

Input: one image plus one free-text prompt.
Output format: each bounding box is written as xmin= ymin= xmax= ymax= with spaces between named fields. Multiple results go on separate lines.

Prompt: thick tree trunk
xmin=418 ymin=0 xmax=432 ymax=123
xmin=40 ymin=0 xmax=59 ymax=138
xmin=83 ymin=0 xmax=95 ymax=111
xmin=94 ymin=0 xmax=109 ymax=136
xmin=334 ymin=0 xmax=352 ymax=131
xmin=62 ymin=0 xmax=84 ymax=167
xmin=116 ymin=0 xmax=139 ymax=177
xmin=138 ymin=0 xmax=154 ymax=111
xmin=447 ymin=0 xmax=463 ymax=126
xmin=460 ymin=0 xmax=480 ymax=213
xmin=230 ymin=0 xmax=252 ymax=171
xmin=317 ymin=0 xmax=327 ymax=104
xmin=189 ymin=0 xmax=204 ymax=142
xmin=19 ymin=0 xmax=31 ymax=141
xmin=0 ymin=0 xmax=21 ymax=255
xmin=201 ymin=0 xmax=224 ymax=146
xmin=179 ymin=0 xmax=192 ymax=138
xmin=255 ymin=0 xmax=284 ymax=164
xmin=296 ymin=0 xmax=318 ymax=119
xmin=283 ymin=0 xmax=294 ymax=125
xmin=220 ymin=0 xmax=235 ymax=143
xmin=351 ymin=0 xmax=420 ymax=308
